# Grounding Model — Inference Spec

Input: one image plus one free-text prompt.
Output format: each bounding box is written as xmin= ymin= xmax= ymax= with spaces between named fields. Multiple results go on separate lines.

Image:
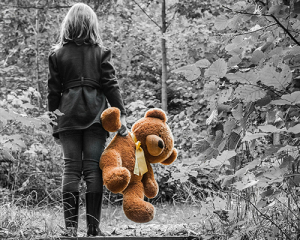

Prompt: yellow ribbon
xmin=130 ymin=132 xmax=148 ymax=176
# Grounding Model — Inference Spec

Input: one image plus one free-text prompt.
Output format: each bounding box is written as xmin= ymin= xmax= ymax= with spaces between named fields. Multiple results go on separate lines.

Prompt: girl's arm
xmin=100 ymin=49 xmax=126 ymax=116
xmin=47 ymin=52 xmax=62 ymax=112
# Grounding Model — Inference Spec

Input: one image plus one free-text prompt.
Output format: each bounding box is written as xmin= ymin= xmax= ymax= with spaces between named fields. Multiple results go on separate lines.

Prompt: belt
xmin=63 ymin=77 xmax=101 ymax=91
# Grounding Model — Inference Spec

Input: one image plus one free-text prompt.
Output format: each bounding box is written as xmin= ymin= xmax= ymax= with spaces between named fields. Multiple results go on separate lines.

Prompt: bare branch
xmin=132 ymin=0 xmax=161 ymax=30
xmin=232 ymin=23 xmax=277 ymax=37
xmin=222 ymin=5 xmax=300 ymax=46
xmin=165 ymin=8 xmax=177 ymax=31
xmin=0 ymin=3 xmax=71 ymax=10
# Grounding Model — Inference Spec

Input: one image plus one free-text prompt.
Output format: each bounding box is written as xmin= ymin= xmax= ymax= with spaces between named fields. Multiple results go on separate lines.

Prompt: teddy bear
xmin=99 ymin=107 xmax=177 ymax=223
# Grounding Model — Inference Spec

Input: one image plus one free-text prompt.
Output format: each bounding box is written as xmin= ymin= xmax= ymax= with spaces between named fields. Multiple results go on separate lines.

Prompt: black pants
xmin=59 ymin=124 xmax=107 ymax=193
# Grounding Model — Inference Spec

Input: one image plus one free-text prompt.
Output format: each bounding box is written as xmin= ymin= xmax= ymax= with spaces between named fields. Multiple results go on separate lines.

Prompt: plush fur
xmin=100 ymin=107 xmax=177 ymax=223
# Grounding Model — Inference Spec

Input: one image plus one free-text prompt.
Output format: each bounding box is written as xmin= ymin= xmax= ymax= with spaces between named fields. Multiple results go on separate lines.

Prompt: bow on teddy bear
xmin=100 ymin=107 xmax=177 ymax=223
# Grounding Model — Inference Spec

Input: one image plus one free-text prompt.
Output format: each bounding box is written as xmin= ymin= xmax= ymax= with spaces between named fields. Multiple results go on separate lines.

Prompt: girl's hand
xmin=118 ymin=115 xmax=128 ymax=136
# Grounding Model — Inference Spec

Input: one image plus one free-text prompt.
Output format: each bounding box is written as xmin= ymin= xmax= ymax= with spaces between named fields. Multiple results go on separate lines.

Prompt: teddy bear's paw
xmin=103 ymin=167 xmax=131 ymax=193
xmin=143 ymin=179 xmax=159 ymax=199
xmin=123 ymin=200 xmax=155 ymax=223
xmin=100 ymin=107 xmax=122 ymax=132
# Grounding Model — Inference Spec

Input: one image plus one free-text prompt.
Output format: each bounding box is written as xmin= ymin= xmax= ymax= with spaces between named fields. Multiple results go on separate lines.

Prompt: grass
xmin=0 ymin=199 xmax=204 ymax=239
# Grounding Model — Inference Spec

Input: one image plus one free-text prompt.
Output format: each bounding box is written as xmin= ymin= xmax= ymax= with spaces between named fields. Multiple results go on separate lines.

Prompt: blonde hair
xmin=52 ymin=3 xmax=103 ymax=51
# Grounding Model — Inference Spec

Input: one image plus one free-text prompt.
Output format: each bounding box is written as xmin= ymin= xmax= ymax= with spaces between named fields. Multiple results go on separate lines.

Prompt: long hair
xmin=52 ymin=3 xmax=103 ymax=51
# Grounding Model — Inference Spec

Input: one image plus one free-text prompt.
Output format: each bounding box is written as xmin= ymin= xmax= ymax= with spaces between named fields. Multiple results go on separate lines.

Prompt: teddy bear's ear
xmin=145 ymin=108 xmax=167 ymax=122
xmin=161 ymin=148 xmax=177 ymax=165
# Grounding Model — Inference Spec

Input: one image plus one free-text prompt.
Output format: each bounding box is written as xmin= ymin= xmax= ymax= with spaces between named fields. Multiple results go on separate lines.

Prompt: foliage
xmin=1 ymin=0 xmax=300 ymax=238
xmin=170 ymin=0 xmax=300 ymax=239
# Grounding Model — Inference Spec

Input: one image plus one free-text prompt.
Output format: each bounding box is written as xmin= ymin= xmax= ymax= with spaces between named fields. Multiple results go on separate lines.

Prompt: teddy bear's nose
xmin=146 ymin=135 xmax=165 ymax=156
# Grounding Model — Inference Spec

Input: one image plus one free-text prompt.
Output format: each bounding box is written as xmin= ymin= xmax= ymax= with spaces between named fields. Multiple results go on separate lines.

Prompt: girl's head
xmin=53 ymin=3 xmax=103 ymax=50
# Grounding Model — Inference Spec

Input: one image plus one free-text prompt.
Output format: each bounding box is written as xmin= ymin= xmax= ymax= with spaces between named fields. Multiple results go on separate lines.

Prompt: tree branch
xmin=271 ymin=14 xmax=300 ymax=46
xmin=0 ymin=3 xmax=71 ymax=9
xmin=232 ymin=23 xmax=277 ymax=37
xmin=132 ymin=0 xmax=161 ymax=30
xmin=165 ymin=8 xmax=177 ymax=31
xmin=222 ymin=5 xmax=300 ymax=46
xmin=224 ymin=190 xmax=292 ymax=240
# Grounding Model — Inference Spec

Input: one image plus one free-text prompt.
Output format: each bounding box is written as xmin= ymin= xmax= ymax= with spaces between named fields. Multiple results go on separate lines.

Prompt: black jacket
xmin=47 ymin=40 xmax=126 ymax=138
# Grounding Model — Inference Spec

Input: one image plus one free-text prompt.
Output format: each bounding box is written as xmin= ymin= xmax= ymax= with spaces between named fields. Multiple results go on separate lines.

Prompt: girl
xmin=47 ymin=3 xmax=127 ymax=237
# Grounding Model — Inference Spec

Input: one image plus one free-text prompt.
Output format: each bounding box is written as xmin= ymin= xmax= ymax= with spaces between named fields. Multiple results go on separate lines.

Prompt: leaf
xmin=216 ymin=150 xmax=237 ymax=162
xmin=194 ymin=59 xmax=210 ymax=68
xmin=228 ymin=55 xmax=242 ymax=67
xmin=189 ymin=171 xmax=198 ymax=178
xmin=277 ymin=145 xmax=298 ymax=153
xmin=251 ymin=50 xmax=265 ymax=64
xmin=218 ymin=88 xmax=233 ymax=104
xmin=172 ymin=64 xmax=201 ymax=81
xmin=269 ymin=47 xmax=283 ymax=56
xmin=270 ymin=99 xmax=290 ymax=105
xmin=192 ymin=139 xmax=211 ymax=153
xmin=0 ymin=108 xmax=12 ymax=125
xmin=292 ymin=21 xmax=300 ymax=31
xmin=234 ymin=159 xmax=260 ymax=177
xmin=214 ymin=15 xmax=228 ymax=30
xmin=221 ymin=175 xmax=235 ymax=188
xmin=234 ymin=85 xmax=266 ymax=102
xmin=287 ymin=124 xmax=300 ymax=134
xmin=0 ymin=148 xmax=15 ymax=162
xmin=203 ymin=82 xmax=218 ymax=99
xmin=206 ymin=109 xmax=218 ymax=125
xmin=294 ymin=1 xmax=300 ymax=13
xmin=209 ymin=150 xmax=237 ymax=167
xmin=240 ymin=180 xmax=259 ymax=190
xmin=227 ymin=14 xmax=242 ymax=30
xmin=205 ymin=59 xmax=227 ymax=79
xmin=242 ymin=132 xmax=268 ymax=142
xmin=224 ymin=119 xmax=236 ymax=136
xmin=280 ymin=64 xmax=292 ymax=85
xmin=212 ymin=130 xmax=223 ymax=149
xmin=260 ymin=65 xmax=292 ymax=90
xmin=232 ymin=103 xmax=243 ymax=121
xmin=270 ymin=91 xmax=300 ymax=105
xmin=203 ymin=147 xmax=219 ymax=161
xmin=227 ymin=132 xmax=241 ymax=150
xmin=280 ymin=155 xmax=293 ymax=169
xmin=226 ymin=71 xmax=258 ymax=84
xmin=268 ymin=5 xmax=282 ymax=15
xmin=256 ymin=95 xmax=271 ymax=107
xmin=258 ymin=125 xmax=286 ymax=133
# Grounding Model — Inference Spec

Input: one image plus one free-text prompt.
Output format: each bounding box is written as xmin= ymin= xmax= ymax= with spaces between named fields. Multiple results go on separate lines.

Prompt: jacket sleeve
xmin=47 ymin=52 xmax=62 ymax=112
xmin=101 ymin=49 xmax=126 ymax=115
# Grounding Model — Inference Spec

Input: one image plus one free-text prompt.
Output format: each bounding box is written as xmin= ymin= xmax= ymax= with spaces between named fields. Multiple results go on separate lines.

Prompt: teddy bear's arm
xmin=142 ymin=161 xmax=159 ymax=199
xmin=100 ymin=149 xmax=131 ymax=193
xmin=161 ymin=148 xmax=177 ymax=165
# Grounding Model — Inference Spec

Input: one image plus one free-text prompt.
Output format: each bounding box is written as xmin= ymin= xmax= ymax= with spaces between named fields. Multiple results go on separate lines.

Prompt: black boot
xmin=86 ymin=192 xmax=104 ymax=236
xmin=62 ymin=192 xmax=79 ymax=237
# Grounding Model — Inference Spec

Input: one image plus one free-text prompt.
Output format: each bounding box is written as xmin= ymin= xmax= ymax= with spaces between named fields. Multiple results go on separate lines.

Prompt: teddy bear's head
xmin=131 ymin=108 xmax=177 ymax=165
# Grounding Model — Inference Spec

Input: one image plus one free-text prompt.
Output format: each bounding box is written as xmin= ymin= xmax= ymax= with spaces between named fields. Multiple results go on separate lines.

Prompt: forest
xmin=1 ymin=0 xmax=300 ymax=239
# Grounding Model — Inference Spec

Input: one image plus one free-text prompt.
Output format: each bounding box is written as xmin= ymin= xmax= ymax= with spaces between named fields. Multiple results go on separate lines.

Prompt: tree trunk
xmin=161 ymin=0 xmax=167 ymax=112
xmin=35 ymin=6 xmax=43 ymax=108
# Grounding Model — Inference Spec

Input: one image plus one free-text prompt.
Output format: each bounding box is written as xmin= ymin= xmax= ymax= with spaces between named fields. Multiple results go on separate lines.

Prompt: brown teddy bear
xmin=100 ymin=107 xmax=177 ymax=223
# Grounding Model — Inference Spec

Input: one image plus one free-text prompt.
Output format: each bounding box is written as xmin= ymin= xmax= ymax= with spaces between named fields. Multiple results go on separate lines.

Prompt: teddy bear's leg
xmin=122 ymin=181 xmax=155 ymax=223
xmin=142 ymin=161 xmax=159 ymax=199
xmin=100 ymin=149 xmax=131 ymax=193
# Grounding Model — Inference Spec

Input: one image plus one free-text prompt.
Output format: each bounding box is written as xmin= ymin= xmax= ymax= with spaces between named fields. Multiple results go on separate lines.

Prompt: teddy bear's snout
xmin=146 ymin=135 xmax=165 ymax=156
